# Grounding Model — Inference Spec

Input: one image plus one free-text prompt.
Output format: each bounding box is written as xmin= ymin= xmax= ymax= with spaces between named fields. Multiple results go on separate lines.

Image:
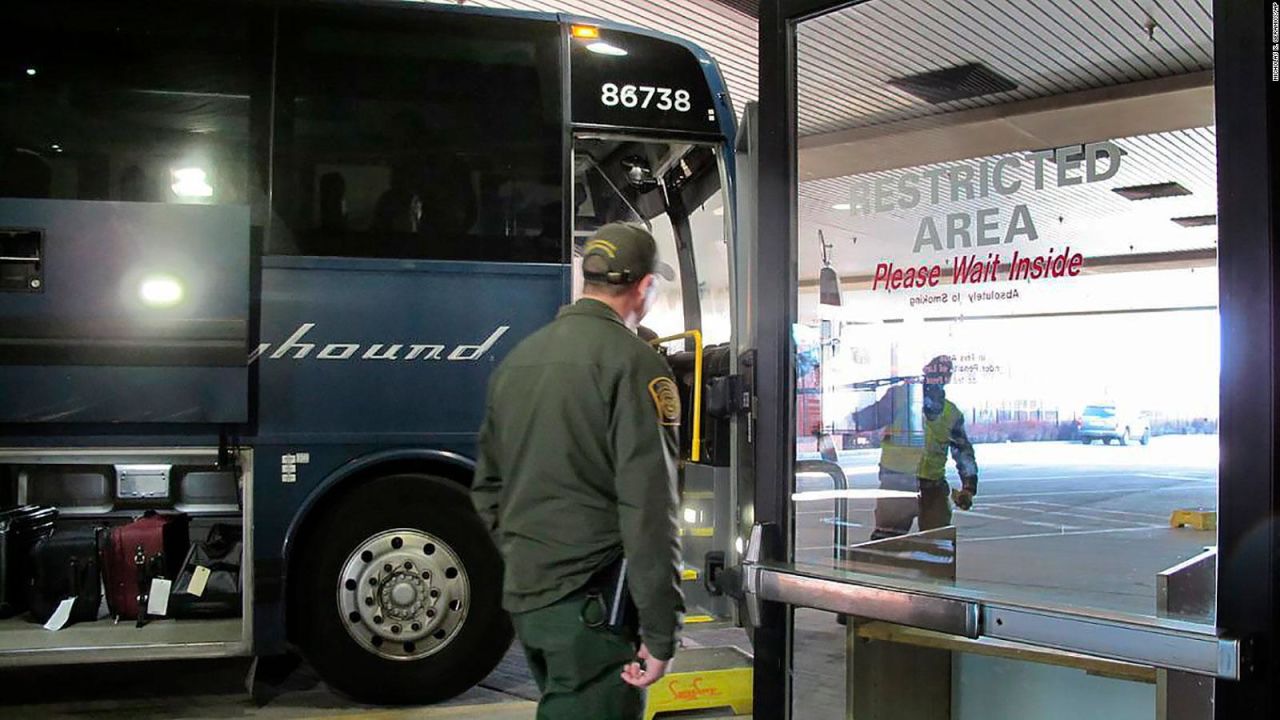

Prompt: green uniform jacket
xmin=471 ymin=298 xmax=685 ymax=660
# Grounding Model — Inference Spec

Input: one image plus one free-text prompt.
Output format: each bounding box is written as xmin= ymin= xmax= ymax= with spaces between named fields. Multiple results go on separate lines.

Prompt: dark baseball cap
xmin=582 ymin=223 xmax=675 ymax=285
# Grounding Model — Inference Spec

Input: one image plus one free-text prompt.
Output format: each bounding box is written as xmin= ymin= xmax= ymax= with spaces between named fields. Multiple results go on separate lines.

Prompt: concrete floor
xmin=0 ymin=646 xmax=538 ymax=719
xmin=0 ymin=627 xmax=755 ymax=720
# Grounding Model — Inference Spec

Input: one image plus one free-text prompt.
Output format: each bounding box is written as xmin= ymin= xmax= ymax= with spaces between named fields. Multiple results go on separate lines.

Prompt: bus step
xmin=645 ymin=646 xmax=752 ymax=720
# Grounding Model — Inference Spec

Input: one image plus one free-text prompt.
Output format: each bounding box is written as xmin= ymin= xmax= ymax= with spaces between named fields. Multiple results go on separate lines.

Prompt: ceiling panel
xmin=796 ymin=0 xmax=1212 ymax=136
xmin=451 ymin=0 xmax=759 ymax=109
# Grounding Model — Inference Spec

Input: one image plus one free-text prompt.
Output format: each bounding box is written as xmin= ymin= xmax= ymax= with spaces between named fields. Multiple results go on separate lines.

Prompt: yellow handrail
xmin=649 ymin=330 xmax=704 ymax=463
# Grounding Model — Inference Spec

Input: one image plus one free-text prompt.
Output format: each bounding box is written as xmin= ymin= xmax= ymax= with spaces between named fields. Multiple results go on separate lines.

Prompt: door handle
xmin=730 ymin=522 xmax=1241 ymax=679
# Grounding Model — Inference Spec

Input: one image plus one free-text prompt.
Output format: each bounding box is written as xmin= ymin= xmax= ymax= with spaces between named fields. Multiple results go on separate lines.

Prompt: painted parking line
xmin=965 ymin=473 xmax=1141 ymax=484
xmin=980 ymin=486 xmax=1202 ymax=500
xmin=966 ymin=524 xmax=1168 ymax=543
xmin=956 ymin=508 xmax=1083 ymax=530
xmin=980 ymin=502 xmax=1164 ymax=526
xmin=1019 ymin=500 xmax=1171 ymax=522
xmin=1136 ymin=473 xmax=1216 ymax=483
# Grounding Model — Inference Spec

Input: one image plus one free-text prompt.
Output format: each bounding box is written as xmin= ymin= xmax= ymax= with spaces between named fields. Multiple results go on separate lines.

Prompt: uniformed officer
xmin=851 ymin=355 xmax=979 ymax=539
xmin=472 ymin=222 xmax=684 ymax=719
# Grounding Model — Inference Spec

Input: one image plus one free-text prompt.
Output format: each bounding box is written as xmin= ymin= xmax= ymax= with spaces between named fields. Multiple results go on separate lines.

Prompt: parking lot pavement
xmin=796 ymin=435 xmax=1218 ymax=615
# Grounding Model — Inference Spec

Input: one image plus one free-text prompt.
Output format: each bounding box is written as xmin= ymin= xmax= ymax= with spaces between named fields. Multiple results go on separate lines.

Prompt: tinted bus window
xmin=271 ymin=7 xmax=563 ymax=263
xmin=0 ymin=1 xmax=263 ymax=212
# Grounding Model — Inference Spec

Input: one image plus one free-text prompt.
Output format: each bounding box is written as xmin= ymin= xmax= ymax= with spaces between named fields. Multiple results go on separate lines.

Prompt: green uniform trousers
xmin=513 ymin=595 xmax=643 ymax=720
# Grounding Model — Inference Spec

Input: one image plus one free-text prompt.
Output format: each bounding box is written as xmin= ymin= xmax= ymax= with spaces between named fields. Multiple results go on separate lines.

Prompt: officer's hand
xmin=621 ymin=644 xmax=669 ymax=688
xmin=951 ymin=487 xmax=975 ymax=511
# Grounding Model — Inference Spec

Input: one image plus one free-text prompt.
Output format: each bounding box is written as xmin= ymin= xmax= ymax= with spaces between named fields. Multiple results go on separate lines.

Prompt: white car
xmin=1078 ymin=404 xmax=1151 ymax=445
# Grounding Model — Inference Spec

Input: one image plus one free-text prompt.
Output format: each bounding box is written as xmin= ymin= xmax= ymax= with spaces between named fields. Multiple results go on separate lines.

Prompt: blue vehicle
xmin=0 ymin=0 xmax=740 ymax=704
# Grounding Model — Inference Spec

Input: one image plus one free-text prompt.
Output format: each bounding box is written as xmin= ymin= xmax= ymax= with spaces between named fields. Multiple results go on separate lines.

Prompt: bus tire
xmin=292 ymin=473 xmax=511 ymax=705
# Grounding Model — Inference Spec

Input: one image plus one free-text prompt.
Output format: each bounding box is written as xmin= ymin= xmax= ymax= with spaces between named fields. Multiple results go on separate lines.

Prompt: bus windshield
xmin=573 ymin=136 xmax=729 ymax=342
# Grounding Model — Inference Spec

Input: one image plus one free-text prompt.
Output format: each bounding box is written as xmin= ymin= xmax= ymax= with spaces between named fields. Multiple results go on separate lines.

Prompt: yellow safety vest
xmin=879 ymin=400 xmax=959 ymax=481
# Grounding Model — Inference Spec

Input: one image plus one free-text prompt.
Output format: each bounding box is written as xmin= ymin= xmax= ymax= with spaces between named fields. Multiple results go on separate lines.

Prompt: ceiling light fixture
xmin=1112 ymin=182 xmax=1191 ymax=201
xmin=586 ymin=42 xmax=627 ymax=57
xmin=887 ymin=62 xmax=1018 ymax=104
xmin=1171 ymin=214 xmax=1217 ymax=227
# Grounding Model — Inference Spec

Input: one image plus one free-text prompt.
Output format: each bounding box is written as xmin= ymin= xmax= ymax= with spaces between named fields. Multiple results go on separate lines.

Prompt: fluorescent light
xmin=171 ymin=167 xmax=213 ymax=198
xmin=831 ymin=203 xmax=851 ymax=211
xmin=1171 ymin=214 xmax=1216 ymax=228
xmin=682 ymin=507 xmax=699 ymax=524
xmin=586 ymin=42 xmax=627 ymax=57
xmin=1112 ymin=182 xmax=1191 ymax=201
xmin=139 ymin=275 xmax=184 ymax=307
xmin=735 ymin=536 xmax=745 ymax=554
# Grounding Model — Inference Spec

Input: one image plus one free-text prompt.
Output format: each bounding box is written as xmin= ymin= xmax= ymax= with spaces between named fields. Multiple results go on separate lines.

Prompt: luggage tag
xmin=43 ymin=598 xmax=76 ymax=631
xmin=147 ymin=578 xmax=172 ymax=617
xmin=187 ymin=566 xmax=212 ymax=597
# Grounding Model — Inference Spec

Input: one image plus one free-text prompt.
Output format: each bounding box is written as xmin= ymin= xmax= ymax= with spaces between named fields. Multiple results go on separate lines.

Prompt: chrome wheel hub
xmin=337 ymin=528 xmax=470 ymax=661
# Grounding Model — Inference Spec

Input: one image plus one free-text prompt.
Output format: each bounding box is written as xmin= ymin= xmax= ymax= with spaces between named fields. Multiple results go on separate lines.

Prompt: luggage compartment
xmin=0 ymin=448 xmax=252 ymax=666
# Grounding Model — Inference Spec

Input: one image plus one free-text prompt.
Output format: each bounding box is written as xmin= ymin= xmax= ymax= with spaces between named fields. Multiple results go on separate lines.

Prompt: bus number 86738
xmin=600 ymin=83 xmax=692 ymax=112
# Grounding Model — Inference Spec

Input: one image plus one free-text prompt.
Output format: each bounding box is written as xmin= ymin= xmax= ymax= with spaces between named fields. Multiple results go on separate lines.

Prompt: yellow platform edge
xmin=1170 ymin=509 xmax=1217 ymax=530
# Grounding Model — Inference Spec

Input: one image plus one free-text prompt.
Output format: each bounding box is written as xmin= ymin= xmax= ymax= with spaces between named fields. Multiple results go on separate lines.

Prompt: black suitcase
xmin=171 ymin=524 xmax=243 ymax=618
xmin=28 ymin=527 xmax=103 ymax=625
xmin=0 ymin=505 xmax=57 ymax=618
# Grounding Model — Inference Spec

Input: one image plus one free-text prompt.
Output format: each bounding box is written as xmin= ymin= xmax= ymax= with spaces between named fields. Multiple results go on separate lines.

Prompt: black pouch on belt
xmin=580 ymin=556 xmax=638 ymax=634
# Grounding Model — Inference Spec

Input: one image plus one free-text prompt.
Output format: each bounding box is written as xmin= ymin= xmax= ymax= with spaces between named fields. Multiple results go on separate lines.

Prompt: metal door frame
xmin=752 ymin=0 xmax=1279 ymax=717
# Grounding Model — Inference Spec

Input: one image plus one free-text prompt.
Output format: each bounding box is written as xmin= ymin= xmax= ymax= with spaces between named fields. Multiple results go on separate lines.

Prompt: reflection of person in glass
xmin=850 ymin=355 xmax=979 ymax=540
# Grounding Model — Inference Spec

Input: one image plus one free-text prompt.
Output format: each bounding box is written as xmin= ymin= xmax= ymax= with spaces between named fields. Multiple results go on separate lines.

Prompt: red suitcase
xmin=101 ymin=511 xmax=189 ymax=622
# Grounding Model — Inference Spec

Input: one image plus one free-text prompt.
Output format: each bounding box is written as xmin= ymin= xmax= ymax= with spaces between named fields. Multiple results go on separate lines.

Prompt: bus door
xmin=572 ymin=134 xmax=746 ymax=625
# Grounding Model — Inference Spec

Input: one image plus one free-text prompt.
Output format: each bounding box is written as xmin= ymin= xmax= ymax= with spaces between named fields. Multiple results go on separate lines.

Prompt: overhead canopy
xmin=794 ymin=0 xmax=1217 ymax=284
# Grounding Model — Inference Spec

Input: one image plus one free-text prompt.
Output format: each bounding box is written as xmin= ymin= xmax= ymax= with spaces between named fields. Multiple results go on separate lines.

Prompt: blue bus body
xmin=250 ymin=258 xmax=567 ymax=649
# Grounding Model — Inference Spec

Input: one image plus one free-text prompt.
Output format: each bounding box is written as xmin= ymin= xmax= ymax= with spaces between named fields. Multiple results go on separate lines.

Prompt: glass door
xmin=747 ymin=0 xmax=1277 ymax=717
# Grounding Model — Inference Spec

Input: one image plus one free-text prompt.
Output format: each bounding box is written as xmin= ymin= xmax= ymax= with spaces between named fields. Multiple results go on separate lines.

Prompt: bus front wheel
xmin=292 ymin=473 xmax=512 ymax=704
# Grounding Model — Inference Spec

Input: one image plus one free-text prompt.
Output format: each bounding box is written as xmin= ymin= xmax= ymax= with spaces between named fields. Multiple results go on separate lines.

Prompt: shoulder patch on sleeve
xmin=648 ymin=377 xmax=681 ymax=427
